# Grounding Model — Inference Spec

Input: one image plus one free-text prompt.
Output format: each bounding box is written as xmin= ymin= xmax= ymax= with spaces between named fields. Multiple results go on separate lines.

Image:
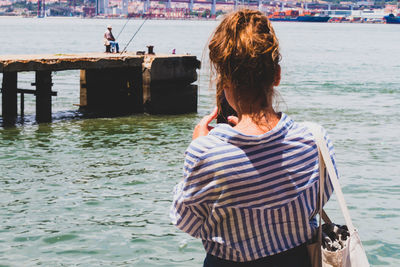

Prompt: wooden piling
xmin=1 ymin=72 xmax=18 ymax=125
xmin=79 ymin=69 xmax=87 ymax=107
xmin=35 ymin=70 xmax=53 ymax=123
xmin=20 ymin=92 xmax=24 ymax=117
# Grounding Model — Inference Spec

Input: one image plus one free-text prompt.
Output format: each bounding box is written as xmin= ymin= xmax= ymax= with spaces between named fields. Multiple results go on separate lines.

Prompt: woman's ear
xmin=273 ymin=65 xmax=281 ymax=86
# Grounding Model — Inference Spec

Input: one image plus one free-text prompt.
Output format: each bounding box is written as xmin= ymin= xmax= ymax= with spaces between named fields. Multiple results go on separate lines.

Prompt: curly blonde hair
xmin=209 ymin=9 xmax=281 ymax=122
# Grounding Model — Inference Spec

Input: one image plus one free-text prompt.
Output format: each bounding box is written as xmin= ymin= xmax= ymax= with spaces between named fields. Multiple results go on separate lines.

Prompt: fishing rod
xmin=116 ymin=16 xmax=132 ymax=40
xmin=120 ymin=17 xmax=149 ymax=54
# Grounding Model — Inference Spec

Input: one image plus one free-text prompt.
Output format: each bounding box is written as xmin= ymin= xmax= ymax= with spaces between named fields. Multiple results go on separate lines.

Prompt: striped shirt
xmin=170 ymin=113 xmax=336 ymax=262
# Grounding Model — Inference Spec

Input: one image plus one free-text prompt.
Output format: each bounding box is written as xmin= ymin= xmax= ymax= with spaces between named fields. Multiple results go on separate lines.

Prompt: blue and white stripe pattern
xmin=170 ymin=113 xmax=336 ymax=262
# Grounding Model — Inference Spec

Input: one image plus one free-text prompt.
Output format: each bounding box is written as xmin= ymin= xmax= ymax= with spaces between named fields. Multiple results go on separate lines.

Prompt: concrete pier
xmin=0 ymin=53 xmax=200 ymax=126
xmin=142 ymin=55 xmax=199 ymax=114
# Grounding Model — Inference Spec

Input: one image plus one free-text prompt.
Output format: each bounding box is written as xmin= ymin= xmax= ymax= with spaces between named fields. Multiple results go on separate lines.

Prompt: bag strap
xmin=316 ymin=146 xmax=324 ymax=244
xmin=317 ymin=142 xmax=332 ymax=225
xmin=321 ymin=209 xmax=331 ymax=224
xmin=306 ymin=122 xmax=355 ymax=233
xmin=305 ymin=121 xmax=329 ymax=225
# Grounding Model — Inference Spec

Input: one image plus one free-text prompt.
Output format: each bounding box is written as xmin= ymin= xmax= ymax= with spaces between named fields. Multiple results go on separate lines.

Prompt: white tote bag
xmin=306 ymin=122 xmax=370 ymax=267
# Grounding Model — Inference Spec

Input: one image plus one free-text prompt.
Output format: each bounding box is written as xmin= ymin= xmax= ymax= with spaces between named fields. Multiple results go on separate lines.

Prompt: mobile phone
xmin=217 ymin=95 xmax=237 ymax=125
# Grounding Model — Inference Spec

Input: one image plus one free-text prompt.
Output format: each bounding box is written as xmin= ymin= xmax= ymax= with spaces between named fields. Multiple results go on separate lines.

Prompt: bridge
xmin=95 ymin=0 xmax=278 ymax=16
xmin=36 ymin=0 xmax=304 ymax=18
xmin=140 ymin=0 xmax=263 ymax=15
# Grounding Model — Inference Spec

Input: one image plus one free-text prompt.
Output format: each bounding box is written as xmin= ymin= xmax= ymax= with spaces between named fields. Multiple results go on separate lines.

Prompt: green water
xmin=1 ymin=18 xmax=400 ymax=266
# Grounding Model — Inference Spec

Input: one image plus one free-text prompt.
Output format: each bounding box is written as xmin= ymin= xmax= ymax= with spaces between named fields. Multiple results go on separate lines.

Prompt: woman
xmin=171 ymin=9 xmax=337 ymax=267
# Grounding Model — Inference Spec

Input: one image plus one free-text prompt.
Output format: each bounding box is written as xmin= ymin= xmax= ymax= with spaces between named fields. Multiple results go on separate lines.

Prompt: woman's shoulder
xmin=185 ymin=130 xmax=231 ymax=161
xmin=294 ymin=121 xmax=331 ymax=141
xmin=292 ymin=121 xmax=336 ymax=157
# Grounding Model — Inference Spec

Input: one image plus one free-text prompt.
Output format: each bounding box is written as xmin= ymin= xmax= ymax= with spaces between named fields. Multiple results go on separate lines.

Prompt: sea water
xmin=0 ymin=17 xmax=399 ymax=266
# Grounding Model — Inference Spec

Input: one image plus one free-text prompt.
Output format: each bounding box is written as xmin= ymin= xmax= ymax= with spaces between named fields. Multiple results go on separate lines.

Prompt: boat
xmin=269 ymin=10 xmax=330 ymax=22
xmin=297 ymin=15 xmax=331 ymax=22
xmin=384 ymin=14 xmax=400 ymax=24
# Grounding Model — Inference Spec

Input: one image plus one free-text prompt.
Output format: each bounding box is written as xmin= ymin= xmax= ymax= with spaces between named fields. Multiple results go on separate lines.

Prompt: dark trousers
xmin=203 ymin=243 xmax=311 ymax=267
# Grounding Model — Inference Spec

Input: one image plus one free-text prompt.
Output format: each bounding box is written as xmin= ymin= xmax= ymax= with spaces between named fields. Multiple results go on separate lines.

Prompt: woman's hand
xmin=192 ymin=107 xmax=218 ymax=140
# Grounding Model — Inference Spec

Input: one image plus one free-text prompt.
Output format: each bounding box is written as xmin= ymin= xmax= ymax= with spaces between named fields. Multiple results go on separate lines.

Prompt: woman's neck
xmin=233 ymin=112 xmax=280 ymax=135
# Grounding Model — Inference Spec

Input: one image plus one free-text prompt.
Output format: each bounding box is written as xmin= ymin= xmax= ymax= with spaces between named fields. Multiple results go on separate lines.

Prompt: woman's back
xmin=171 ymin=113 xmax=336 ymax=262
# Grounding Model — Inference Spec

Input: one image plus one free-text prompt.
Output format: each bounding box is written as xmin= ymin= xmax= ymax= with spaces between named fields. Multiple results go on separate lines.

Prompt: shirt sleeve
xmin=170 ymin=148 xmax=208 ymax=238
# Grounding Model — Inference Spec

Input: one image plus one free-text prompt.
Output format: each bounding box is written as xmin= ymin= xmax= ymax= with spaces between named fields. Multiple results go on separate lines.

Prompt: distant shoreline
xmin=0 ymin=14 xmax=391 ymax=24
xmin=0 ymin=14 xmax=219 ymax=21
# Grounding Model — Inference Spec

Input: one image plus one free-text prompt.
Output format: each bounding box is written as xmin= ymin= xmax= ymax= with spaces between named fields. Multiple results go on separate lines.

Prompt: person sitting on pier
xmin=104 ymin=25 xmax=119 ymax=53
